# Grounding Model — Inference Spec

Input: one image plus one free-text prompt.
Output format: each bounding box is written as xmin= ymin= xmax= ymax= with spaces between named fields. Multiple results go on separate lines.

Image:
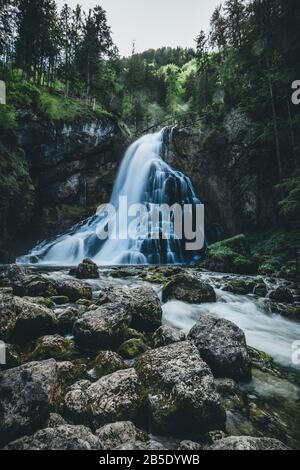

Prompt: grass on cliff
xmin=248 ymin=229 xmax=300 ymax=278
xmin=6 ymin=75 xmax=112 ymax=125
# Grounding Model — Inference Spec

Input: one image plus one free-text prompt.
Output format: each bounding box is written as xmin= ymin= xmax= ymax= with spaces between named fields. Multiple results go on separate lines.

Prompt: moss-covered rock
xmin=269 ymin=287 xmax=294 ymax=304
xmin=118 ymin=339 xmax=147 ymax=360
xmin=269 ymin=303 xmax=300 ymax=323
xmin=124 ymin=328 xmax=147 ymax=343
xmin=93 ymin=351 xmax=126 ymax=379
xmin=162 ymin=273 xmax=216 ymax=304
xmin=64 ymin=369 xmax=148 ymax=428
xmin=50 ymin=296 xmax=69 ymax=305
xmin=57 ymin=306 xmax=81 ymax=332
xmin=29 ymin=335 xmax=75 ymax=361
xmin=135 ymin=341 xmax=226 ymax=436
xmin=253 ymin=283 xmax=267 ymax=297
xmin=224 ymin=279 xmax=256 ymax=295
xmin=69 ymin=259 xmax=99 ymax=280
xmin=97 ymin=285 xmax=162 ymax=333
xmin=205 ymin=235 xmax=258 ymax=275
xmin=152 ymin=325 xmax=186 ymax=348
xmin=76 ymin=299 xmax=92 ymax=307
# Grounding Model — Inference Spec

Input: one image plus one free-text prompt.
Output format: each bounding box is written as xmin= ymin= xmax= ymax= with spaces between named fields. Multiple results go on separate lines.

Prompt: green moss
xmin=118 ymin=339 xmax=147 ymax=360
xmin=29 ymin=335 xmax=75 ymax=361
xmin=94 ymin=351 xmax=126 ymax=379
xmin=248 ymin=229 xmax=300 ymax=280
xmin=76 ymin=299 xmax=92 ymax=307
xmin=124 ymin=328 xmax=147 ymax=342
xmin=225 ymin=279 xmax=255 ymax=295
xmin=205 ymin=235 xmax=257 ymax=275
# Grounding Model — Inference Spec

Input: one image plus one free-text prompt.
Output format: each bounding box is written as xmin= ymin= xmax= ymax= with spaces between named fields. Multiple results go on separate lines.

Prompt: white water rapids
xmin=163 ymin=288 xmax=300 ymax=368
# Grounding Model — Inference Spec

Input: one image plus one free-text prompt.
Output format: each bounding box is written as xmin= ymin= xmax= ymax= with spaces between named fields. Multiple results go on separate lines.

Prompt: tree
xmin=210 ymin=4 xmax=227 ymax=52
xmin=77 ymin=6 xmax=114 ymax=100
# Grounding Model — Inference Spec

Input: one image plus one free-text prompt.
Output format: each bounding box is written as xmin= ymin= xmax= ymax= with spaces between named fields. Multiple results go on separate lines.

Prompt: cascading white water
xmin=18 ymin=129 xmax=204 ymax=266
xmin=163 ymin=289 xmax=300 ymax=369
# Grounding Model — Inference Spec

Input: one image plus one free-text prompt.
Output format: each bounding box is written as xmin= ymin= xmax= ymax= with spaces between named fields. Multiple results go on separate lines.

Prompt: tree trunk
xmin=267 ymin=73 xmax=282 ymax=183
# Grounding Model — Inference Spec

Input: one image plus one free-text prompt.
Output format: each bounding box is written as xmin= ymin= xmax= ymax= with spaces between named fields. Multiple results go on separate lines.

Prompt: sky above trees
xmin=56 ymin=0 xmax=222 ymax=56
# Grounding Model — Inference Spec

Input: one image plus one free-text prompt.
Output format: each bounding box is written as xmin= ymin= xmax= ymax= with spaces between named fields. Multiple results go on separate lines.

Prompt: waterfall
xmin=18 ymin=129 xmax=204 ymax=266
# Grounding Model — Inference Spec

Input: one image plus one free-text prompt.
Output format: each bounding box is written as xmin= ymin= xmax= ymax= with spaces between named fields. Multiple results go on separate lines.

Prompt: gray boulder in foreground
xmin=152 ymin=325 xmax=186 ymax=348
xmin=73 ymin=302 xmax=132 ymax=349
xmin=0 ymin=360 xmax=62 ymax=446
xmin=0 ymin=291 xmax=57 ymax=342
xmin=95 ymin=421 xmax=148 ymax=450
xmin=4 ymin=425 xmax=102 ymax=450
xmin=188 ymin=315 xmax=251 ymax=381
xmin=208 ymin=436 xmax=290 ymax=451
xmin=98 ymin=285 xmax=162 ymax=332
xmin=135 ymin=340 xmax=226 ymax=436
xmin=64 ymin=369 xmax=147 ymax=427
xmin=162 ymin=273 xmax=216 ymax=304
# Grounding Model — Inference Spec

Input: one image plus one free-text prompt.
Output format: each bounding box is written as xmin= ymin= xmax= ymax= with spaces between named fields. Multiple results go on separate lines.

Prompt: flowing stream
xmin=18 ymin=130 xmax=203 ymax=266
xmin=163 ymin=287 xmax=300 ymax=369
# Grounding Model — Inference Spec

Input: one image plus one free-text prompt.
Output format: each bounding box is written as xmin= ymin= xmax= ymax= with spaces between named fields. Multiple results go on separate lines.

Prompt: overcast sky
xmin=56 ymin=0 xmax=222 ymax=57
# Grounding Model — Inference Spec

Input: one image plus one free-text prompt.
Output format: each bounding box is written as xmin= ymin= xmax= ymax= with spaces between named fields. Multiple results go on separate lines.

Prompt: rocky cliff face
xmin=0 ymin=110 xmax=128 ymax=262
xmin=164 ymin=121 xmax=279 ymax=242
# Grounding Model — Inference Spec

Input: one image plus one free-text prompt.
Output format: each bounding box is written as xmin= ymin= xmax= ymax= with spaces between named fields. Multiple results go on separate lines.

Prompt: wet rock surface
xmin=0 ymin=359 xmax=62 ymax=446
xmin=207 ymin=436 xmax=290 ymax=451
xmin=95 ymin=421 xmax=148 ymax=450
xmin=98 ymin=285 xmax=162 ymax=332
xmin=152 ymin=325 xmax=186 ymax=348
xmin=0 ymin=265 xmax=298 ymax=451
xmin=69 ymin=259 xmax=99 ymax=280
xmin=162 ymin=273 xmax=216 ymax=304
xmin=188 ymin=315 xmax=251 ymax=381
xmin=64 ymin=369 xmax=148 ymax=428
xmin=135 ymin=340 xmax=226 ymax=436
xmin=4 ymin=425 xmax=102 ymax=450
xmin=73 ymin=303 xmax=132 ymax=349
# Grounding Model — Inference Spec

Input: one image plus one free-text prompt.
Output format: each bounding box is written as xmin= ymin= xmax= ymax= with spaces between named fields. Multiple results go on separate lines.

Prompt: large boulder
xmin=0 ymin=265 xmax=30 ymax=287
xmin=93 ymin=351 xmax=126 ymax=379
xmin=29 ymin=335 xmax=75 ymax=361
xmin=69 ymin=259 xmax=99 ymax=279
xmin=57 ymin=306 xmax=81 ymax=333
xmin=207 ymin=436 xmax=290 ymax=451
xmin=269 ymin=287 xmax=294 ymax=304
xmin=134 ymin=341 xmax=226 ymax=436
xmin=95 ymin=421 xmax=148 ymax=450
xmin=162 ymin=273 xmax=216 ymax=304
xmin=188 ymin=315 xmax=251 ymax=381
xmin=0 ymin=291 xmax=57 ymax=343
xmin=73 ymin=303 xmax=132 ymax=349
xmin=118 ymin=339 xmax=147 ymax=360
xmin=4 ymin=425 xmax=102 ymax=450
xmin=64 ymin=369 xmax=148 ymax=428
xmin=3 ymin=271 xmax=92 ymax=302
xmin=0 ymin=360 xmax=62 ymax=446
xmin=98 ymin=285 xmax=162 ymax=332
xmin=152 ymin=325 xmax=186 ymax=348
